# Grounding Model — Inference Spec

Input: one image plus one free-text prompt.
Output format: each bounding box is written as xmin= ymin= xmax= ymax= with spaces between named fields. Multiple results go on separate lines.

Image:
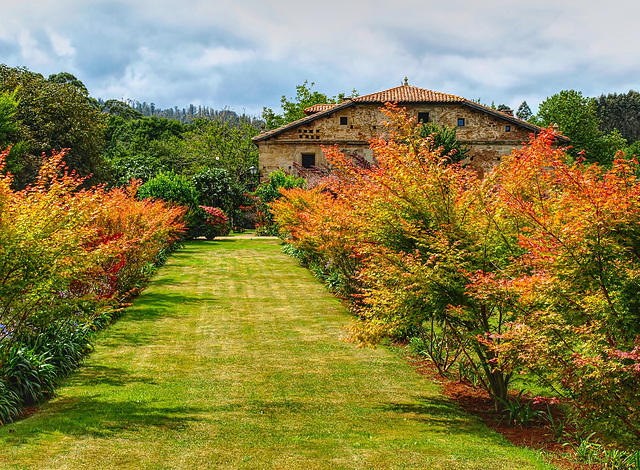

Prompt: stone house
xmin=252 ymin=82 xmax=569 ymax=179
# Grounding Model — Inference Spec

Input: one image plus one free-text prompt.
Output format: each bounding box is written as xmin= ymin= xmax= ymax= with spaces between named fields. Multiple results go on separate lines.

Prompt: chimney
xmin=503 ymin=109 xmax=514 ymax=116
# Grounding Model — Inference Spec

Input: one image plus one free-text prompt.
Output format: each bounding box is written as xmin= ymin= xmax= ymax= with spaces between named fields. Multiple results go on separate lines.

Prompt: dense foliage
xmin=535 ymin=90 xmax=627 ymax=165
xmin=261 ymin=81 xmax=358 ymax=130
xmin=104 ymin=115 xmax=186 ymax=184
xmin=176 ymin=118 xmax=260 ymax=181
xmin=596 ymin=90 xmax=640 ymax=144
xmin=137 ymin=171 xmax=199 ymax=208
xmin=253 ymin=170 xmax=305 ymax=235
xmin=418 ymin=121 xmax=469 ymax=163
xmin=0 ymin=65 xmax=108 ymax=188
xmin=271 ymin=106 xmax=640 ymax=446
xmin=0 ymin=149 xmax=185 ymax=424
xmin=191 ymin=168 xmax=249 ymax=230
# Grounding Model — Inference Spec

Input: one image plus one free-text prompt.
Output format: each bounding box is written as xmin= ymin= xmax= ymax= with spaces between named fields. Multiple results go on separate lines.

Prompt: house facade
xmin=253 ymin=82 xmax=568 ymax=179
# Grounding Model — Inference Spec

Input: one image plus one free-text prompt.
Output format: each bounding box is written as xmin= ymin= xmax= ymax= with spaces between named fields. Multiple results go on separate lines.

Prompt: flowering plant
xmin=188 ymin=206 xmax=230 ymax=239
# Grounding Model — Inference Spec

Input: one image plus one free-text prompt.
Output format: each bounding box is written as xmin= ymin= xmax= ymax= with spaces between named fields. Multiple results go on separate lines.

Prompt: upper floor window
xmin=505 ymin=125 xmax=511 ymax=132
xmin=340 ymin=116 xmax=348 ymax=125
xmin=457 ymin=118 xmax=465 ymax=127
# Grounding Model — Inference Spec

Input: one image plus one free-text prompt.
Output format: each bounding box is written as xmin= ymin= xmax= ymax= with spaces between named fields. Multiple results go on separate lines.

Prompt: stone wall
xmin=256 ymin=103 xmax=536 ymax=180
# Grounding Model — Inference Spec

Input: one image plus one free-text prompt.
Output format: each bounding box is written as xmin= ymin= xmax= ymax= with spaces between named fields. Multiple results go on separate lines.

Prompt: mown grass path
xmin=0 ymin=239 xmax=553 ymax=469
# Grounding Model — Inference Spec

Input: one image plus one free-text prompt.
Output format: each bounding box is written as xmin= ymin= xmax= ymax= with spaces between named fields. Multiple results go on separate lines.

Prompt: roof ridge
xmin=352 ymin=84 xmax=466 ymax=103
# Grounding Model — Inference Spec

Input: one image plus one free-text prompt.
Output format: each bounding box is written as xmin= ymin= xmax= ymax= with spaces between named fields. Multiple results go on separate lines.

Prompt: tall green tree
xmin=596 ymin=90 xmax=640 ymax=144
xmin=261 ymin=81 xmax=357 ymax=130
xmin=0 ymin=65 xmax=107 ymax=187
xmin=178 ymin=117 xmax=260 ymax=183
xmin=104 ymin=115 xmax=186 ymax=184
xmin=516 ymin=101 xmax=533 ymax=122
xmin=537 ymin=90 xmax=626 ymax=165
xmin=47 ymin=72 xmax=89 ymax=95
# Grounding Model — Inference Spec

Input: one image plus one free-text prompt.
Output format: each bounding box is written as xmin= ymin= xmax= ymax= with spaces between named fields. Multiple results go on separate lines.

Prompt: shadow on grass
xmin=9 ymin=396 xmax=204 ymax=440
xmin=125 ymin=292 xmax=222 ymax=320
xmin=145 ymin=276 xmax=180 ymax=288
xmin=379 ymin=396 xmax=492 ymax=436
xmin=68 ymin=364 xmax=159 ymax=387
xmin=94 ymin=292 xmax=222 ymax=348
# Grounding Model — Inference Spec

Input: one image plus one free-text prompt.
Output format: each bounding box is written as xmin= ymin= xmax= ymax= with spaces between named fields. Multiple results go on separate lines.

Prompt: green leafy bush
xmin=138 ymin=171 xmax=200 ymax=232
xmin=191 ymin=168 xmax=248 ymax=230
xmin=138 ymin=171 xmax=199 ymax=208
xmin=253 ymin=170 xmax=305 ymax=236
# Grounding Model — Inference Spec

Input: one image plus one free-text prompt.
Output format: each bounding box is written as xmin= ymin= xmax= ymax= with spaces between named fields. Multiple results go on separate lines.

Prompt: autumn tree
xmin=484 ymin=137 xmax=640 ymax=441
xmin=273 ymin=106 xmax=520 ymax=407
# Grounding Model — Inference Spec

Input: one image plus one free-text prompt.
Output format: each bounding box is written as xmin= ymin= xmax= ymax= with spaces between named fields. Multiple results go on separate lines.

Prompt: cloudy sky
xmin=2 ymin=0 xmax=638 ymax=117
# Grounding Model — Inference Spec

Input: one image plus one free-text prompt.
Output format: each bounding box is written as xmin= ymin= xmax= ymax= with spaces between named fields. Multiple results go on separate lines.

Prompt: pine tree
xmin=516 ymin=101 xmax=533 ymax=121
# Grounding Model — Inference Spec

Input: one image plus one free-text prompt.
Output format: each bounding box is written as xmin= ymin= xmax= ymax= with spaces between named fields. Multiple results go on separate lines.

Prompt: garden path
xmin=0 ymin=239 xmax=554 ymax=469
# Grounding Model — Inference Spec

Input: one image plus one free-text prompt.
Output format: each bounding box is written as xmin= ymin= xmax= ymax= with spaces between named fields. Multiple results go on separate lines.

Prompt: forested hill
xmin=97 ymin=98 xmax=264 ymax=127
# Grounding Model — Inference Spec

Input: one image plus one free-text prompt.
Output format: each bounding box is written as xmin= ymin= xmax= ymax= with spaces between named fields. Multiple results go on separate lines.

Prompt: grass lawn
xmin=0 ymin=239 xmax=555 ymax=469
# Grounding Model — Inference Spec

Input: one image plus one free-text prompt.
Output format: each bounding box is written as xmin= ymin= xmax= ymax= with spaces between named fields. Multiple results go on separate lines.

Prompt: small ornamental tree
xmin=137 ymin=171 xmax=199 ymax=208
xmin=418 ymin=121 xmax=469 ymax=163
xmin=274 ymin=105 xmax=520 ymax=407
xmin=137 ymin=171 xmax=199 ymax=232
xmin=482 ymin=138 xmax=640 ymax=440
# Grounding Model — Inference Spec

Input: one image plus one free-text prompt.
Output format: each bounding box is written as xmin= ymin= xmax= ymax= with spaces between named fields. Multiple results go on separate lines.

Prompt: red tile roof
xmin=252 ymin=83 xmax=567 ymax=143
xmin=351 ymin=84 xmax=465 ymax=104
xmin=304 ymin=103 xmax=339 ymax=115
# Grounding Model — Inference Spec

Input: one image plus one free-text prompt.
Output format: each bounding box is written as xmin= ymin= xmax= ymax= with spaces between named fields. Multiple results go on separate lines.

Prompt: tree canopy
xmin=261 ymin=81 xmax=358 ymax=130
xmin=536 ymin=89 xmax=626 ymax=165
xmin=516 ymin=101 xmax=533 ymax=122
xmin=596 ymin=90 xmax=640 ymax=144
xmin=0 ymin=65 xmax=107 ymax=187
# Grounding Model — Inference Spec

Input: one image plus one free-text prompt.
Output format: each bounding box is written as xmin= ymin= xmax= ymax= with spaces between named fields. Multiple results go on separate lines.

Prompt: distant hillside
xmin=96 ymin=98 xmax=264 ymax=128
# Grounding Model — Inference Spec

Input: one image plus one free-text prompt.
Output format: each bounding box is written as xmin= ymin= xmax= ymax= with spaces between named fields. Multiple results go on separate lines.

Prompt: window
xmin=505 ymin=125 xmax=511 ymax=132
xmin=457 ymin=118 xmax=465 ymax=127
xmin=340 ymin=116 xmax=348 ymax=125
xmin=301 ymin=153 xmax=315 ymax=169
xmin=418 ymin=112 xmax=430 ymax=123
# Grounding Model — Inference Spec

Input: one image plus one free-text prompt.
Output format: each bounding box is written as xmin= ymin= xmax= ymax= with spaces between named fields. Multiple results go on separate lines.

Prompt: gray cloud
xmin=2 ymin=0 xmax=639 ymax=116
